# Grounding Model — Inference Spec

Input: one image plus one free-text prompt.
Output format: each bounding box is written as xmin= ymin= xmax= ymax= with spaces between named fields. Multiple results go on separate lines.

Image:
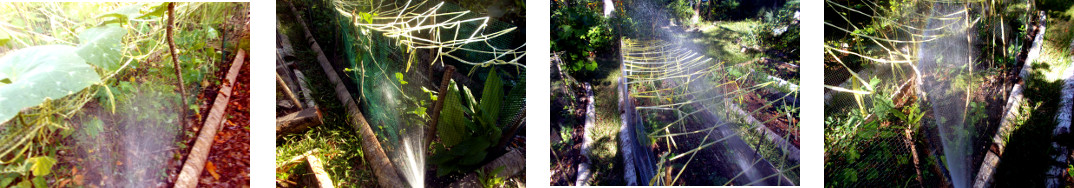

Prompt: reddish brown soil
xmin=194 ymin=61 xmax=250 ymax=187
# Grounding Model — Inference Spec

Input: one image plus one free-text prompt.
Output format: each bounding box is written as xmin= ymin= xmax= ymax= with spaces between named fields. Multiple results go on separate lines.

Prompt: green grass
xmin=1033 ymin=14 xmax=1074 ymax=81
xmin=691 ymin=20 xmax=764 ymax=64
xmin=992 ymin=7 xmax=1073 ymax=186
xmin=578 ymin=58 xmax=625 ymax=185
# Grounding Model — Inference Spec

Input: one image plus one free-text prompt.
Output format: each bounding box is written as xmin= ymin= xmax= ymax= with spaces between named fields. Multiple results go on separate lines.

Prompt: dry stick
xmin=286 ymin=1 xmax=404 ymax=186
xmin=174 ymin=50 xmax=246 ymax=188
xmin=426 ymin=65 xmax=455 ymax=152
xmin=167 ymin=3 xmax=189 ymax=123
xmin=277 ymin=72 xmax=304 ymax=109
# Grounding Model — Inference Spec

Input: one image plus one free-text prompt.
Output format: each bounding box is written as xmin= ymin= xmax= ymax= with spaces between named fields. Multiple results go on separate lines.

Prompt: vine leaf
xmin=26 ymin=156 xmax=56 ymax=176
xmin=76 ymin=25 xmax=126 ymax=73
xmin=0 ymin=45 xmax=102 ymax=125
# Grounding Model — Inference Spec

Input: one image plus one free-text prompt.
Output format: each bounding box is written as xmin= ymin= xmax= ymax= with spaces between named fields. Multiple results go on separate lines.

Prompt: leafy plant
xmin=551 ymin=1 xmax=613 ymax=75
xmin=430 ymin=68 xmax=523 ymax=176
xmin=478 ymin=166 xmax=507 ymax=188
xmin=0 ymin=46 xmax=103 ymax=125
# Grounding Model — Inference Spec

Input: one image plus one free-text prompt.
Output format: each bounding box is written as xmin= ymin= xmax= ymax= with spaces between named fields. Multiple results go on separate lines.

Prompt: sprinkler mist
xmin=397 ymin=133 xmax=425 ymax=188
xmin=377 ymin=77 xmax=425 ymax=188
xmin=917 ymin=3 xmax=975 ymax=188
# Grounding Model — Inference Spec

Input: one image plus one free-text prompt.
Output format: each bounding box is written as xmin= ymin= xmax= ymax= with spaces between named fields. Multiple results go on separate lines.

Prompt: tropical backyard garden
xmin=824 ymin=0 xmax=1074 ymax=187
xmin=275 ymin=0 xmax=526 ymax=187
xmin=550 ymin=0 xmax=800 ymax=186
xmin=0 ymin=2 xmax=250 ymax=187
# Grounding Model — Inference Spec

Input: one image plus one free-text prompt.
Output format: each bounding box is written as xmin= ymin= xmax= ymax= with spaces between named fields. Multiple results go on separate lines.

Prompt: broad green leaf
xmin=100 ymin=4 xmax=141 ymax=23
xmin=585 ymin=60 xmax=598 ymax=71
xmin=437 ymin=80 xmax=466 ymax=147
xmin=76 ymin=26 xmax=126 ymax=72
xmin=27 ymin=156 xmax=56 ymax=176
xmin=462 ymin=86 xmax=478 ymax=114
xmin=394 ymin=72 xmax=407 ymax=85
xmin=358 ymin=12 xmax=376 ymax=24
xmin=0 ymin=46 xmax=101 ymax=125
xmin=137 ymin=2 xmax=170 ymax=19
xmin=499 ymin=72 xmax=525 ymax=125
xmin=0 ymin=174 xmax=14 ymax=187
xmin=16 ymin=180 xmax=29 ymax=188
xmin=30 ymin=177 xmax=44 ymax=188
xmin=478 ymin=68 xmax=503 ymax=125
xmin=0 ymin=29 xmax=9 ymax=47
xmin=97 ymin=13 xmax=129 ymax=26
xmin=205 ymin=27 xmax=219 ymax=40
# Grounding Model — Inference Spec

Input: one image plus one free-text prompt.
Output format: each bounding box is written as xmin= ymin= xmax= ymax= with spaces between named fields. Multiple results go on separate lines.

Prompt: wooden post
xmin=426 ymin=65 xmax=455 ymax=152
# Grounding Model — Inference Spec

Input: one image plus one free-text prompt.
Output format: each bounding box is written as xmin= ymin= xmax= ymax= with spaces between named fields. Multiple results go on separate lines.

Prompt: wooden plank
xmin=306 ymin=155 xmax=335 ymax=188
xmin=174 ymin=49 xmax=246 ymax=188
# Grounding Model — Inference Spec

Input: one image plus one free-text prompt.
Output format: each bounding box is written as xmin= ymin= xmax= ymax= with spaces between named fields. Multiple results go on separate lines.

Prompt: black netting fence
xmin=824 ymin=0 xmax=1037 ymax=187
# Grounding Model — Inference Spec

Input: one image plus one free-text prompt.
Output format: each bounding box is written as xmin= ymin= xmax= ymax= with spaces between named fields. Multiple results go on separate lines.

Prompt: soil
xmin=751 ymin=58 xmax=799 ymax=82
xmin=549 ymin=79 xmax=588 ymax=186
xmin=192 ymin=61 xmax=251 ymax=187
xmin=56 ymin=100 xmax=185 ymax=188
xmin=724 ymin=78 xmax=800 ymax=147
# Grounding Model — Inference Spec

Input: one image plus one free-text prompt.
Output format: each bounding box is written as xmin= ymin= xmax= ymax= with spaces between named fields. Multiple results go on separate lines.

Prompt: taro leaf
xmin=437 ymin=80 xmax=466 ymax=147
xmin=0 ymin=45 xmax=101 ymax=125
xmin=478 ymin=68 xmax=503 ymax=126
xmin=76 ymin=26 xmax=126 ymax=73
xmin=27 ymin=156 xmax=56 ymax=176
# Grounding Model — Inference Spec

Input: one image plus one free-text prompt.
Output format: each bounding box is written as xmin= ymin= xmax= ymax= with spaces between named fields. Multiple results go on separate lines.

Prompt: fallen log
xmin=174 ymin=49 xmax=246 ymax=188
xmin=448 ymin=149 xmax=526 ymax=187
xmin=277 ymin=107 xmax=323 ymax=138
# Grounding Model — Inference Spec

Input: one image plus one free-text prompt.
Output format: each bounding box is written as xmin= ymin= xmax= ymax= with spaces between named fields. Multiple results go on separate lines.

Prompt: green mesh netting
xmin=306 ymin=0 xmax=525 ymax=155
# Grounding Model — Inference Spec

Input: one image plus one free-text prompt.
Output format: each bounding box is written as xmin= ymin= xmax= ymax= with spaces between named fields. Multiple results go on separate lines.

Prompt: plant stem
xmin=167 ymin=3 xmax=189 ymax=123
